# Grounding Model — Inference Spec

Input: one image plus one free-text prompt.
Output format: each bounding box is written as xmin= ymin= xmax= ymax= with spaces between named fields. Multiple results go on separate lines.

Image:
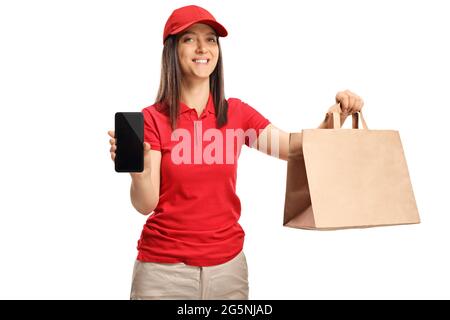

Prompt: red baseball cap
xmin=163 ymin=5 xmax=228 ymax=44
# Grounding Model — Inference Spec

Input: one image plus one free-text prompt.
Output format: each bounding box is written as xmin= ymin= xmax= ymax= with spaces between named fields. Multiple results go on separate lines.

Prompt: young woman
xmin=107 ymin=5 xmax=364 ymax=300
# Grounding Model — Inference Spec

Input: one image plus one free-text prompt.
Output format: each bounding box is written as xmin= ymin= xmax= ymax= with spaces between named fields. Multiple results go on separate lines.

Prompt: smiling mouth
xmin=192 ymin=59 xmax=209 ymax=64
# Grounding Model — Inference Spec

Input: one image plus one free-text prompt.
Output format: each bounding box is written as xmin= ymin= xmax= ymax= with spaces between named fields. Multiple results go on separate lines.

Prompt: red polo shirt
xmin=137 ymin=93 xmax=270 ymax=266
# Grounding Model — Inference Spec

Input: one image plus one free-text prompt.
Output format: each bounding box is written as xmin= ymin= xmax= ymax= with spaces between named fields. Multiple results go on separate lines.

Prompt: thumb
xmin=143 ymin=142 xmax=151 ymax=152
xmin=327 ymin=103 xmax=341 ymax=114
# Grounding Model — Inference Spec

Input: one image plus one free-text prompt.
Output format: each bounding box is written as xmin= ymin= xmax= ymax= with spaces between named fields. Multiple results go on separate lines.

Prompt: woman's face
xmin=177 ymin=23 xmax=219 ymax=81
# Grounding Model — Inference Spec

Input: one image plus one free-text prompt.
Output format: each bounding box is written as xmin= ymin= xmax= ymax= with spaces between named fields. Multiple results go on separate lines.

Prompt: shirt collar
xmin=179 ymin=92 xmax=215 ymax=115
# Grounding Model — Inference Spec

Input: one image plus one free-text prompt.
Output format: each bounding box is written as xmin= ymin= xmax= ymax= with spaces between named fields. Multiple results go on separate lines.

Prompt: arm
xmin=130 ymin=150 xmax=161 ymax=215
xmin=251 ymin=90 xmax=364 ymax=160
xmin=250 ymin=120 xmax=322 ymax=161
xmin=251 ymin=113 xmax=350 ymax=161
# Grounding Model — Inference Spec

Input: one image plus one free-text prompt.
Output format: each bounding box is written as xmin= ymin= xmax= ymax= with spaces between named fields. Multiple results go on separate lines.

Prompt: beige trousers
xmin=130 ymin=251 xmax=249 ymax=300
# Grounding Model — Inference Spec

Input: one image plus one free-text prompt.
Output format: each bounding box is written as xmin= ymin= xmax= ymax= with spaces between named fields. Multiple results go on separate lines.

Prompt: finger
xmin=111 ymin=154 xmax=115 ymax=161
xmin=143 ymin=142 xmax=151 ymax=152
xmin=353 ymin=96 xmax=365 ymax=113
xmin=348 ymin=95 xmax=356 ymax=113
xmin=337 ymin=93 xmax=349 ymax=113
xmin=109 ymin=138 xmax=115 ymax=145
xmin=344 ymin=90 xmax=357 ymax=112
xmin=348 ymin=90 xmax=363 ymax=111
xmin=110 ymin=145 xmax=116 ymax=152
xmin=108 ymin=130 xmax=115 ymax=138
xmin=335 ymin=91 xmax=343 ymax=103
xmin=353 ymin=97 xmax=362 ymax=112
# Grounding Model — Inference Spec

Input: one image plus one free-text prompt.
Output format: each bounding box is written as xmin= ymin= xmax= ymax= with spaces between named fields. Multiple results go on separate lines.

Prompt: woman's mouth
xmin=192 ymin=59 xmax=209 ymax=64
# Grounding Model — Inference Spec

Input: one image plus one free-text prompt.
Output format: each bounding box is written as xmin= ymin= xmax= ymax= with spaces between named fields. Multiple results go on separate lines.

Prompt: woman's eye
xmin=184 ymin=37 xmax=193 ymax=43
xmin=208 ymin=38 xmax=217 ymax=43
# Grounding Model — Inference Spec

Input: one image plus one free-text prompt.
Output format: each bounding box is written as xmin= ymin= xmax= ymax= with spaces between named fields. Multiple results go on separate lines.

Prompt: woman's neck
xmin=180 ymin=78 xmax=210 ymax=114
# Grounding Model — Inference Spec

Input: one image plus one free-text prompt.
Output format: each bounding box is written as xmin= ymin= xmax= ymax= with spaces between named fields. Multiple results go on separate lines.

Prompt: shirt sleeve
xmin=238 ymin=99 xmax=271 ymax=147
xmin=142 ymin=107 xmax=162 ymax=151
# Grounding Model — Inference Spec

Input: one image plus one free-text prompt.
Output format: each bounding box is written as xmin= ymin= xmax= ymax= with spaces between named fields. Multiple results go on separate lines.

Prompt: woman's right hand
xmin=108 ymin=130 xmax=152 ymax=179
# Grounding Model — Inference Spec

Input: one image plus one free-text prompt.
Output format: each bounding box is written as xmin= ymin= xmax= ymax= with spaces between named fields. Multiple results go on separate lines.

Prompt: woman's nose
xmin=195 ymin=40 xmax=207 ymax=53
xmin=196 ymin=47 xmax=206 ymax=54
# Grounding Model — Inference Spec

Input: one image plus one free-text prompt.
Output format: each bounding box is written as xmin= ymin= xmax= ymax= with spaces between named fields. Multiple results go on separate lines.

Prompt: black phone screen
xmin=114 ymin=112 xmax=144 ymax=172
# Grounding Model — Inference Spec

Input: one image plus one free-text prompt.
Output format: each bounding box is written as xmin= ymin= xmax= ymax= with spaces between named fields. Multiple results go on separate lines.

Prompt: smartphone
xmin=114 ymin=112 xmax=144 ymax=172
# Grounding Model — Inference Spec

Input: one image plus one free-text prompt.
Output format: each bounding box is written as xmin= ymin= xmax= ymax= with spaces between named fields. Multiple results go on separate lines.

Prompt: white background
xmin=1 ymin=0 xmax=449 ymax=299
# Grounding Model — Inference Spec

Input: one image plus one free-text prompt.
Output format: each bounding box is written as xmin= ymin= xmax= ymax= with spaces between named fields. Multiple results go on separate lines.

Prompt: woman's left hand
xmin=334 ymin=89 xmax=364 ymax=115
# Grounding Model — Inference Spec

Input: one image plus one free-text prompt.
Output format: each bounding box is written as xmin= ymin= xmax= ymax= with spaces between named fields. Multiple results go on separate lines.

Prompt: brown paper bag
xmin=283 ymin=104 xmax=420 ymax=230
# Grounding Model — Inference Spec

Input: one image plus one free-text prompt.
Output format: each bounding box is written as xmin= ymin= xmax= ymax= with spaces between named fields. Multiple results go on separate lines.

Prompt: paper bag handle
xmin=331 ymin=103 xmax=368 ymax=129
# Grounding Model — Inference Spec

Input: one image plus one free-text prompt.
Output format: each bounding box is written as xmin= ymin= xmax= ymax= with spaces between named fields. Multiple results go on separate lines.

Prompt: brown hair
xmin=155 ymin=35 xmax=228 ymax=130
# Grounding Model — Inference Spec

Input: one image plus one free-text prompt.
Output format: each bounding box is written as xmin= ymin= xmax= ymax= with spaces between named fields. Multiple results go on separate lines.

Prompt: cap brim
xmin=170 ymin=19 xmax=228 ymax=39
